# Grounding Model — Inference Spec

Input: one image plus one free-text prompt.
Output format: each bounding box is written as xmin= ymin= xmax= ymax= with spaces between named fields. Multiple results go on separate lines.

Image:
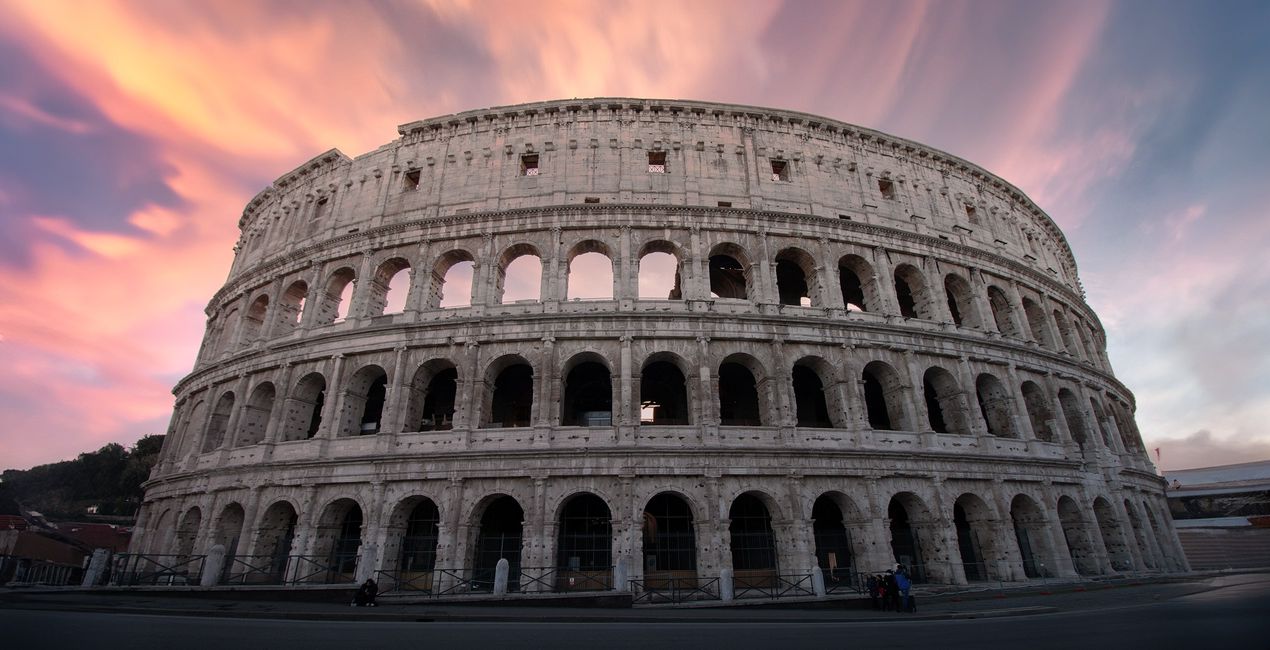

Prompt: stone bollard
xmin=812 ymin=566 xmax=826 ymax=597
xmin=81 ymin=548 xmax=110 ymax=587
xmin=355 ymin=543 xmax=378 ymax=584
xmin=613 ymin=556 xmax=629 ymax=593
xmin=200 ymin=544 xmax=226 ymax=587
xmin=720 ymin=568 xmax=734 ymax=602
xmin=493 ymin=558 xmax=510 ymax=596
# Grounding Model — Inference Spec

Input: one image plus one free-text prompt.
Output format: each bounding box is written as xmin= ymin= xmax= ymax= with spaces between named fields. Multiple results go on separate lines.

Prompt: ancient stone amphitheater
xmin=130 ymin=98 xmax=1187 ymax=597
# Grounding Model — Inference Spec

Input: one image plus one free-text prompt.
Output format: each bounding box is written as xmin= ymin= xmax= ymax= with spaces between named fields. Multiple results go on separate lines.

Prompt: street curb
xmin=0 ymin=601 xmax=1058 ymax=624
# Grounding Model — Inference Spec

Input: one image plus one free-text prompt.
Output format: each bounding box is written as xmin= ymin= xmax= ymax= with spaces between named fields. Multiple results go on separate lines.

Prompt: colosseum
xmin=128 ymin=98 xmax=1188 ymax=599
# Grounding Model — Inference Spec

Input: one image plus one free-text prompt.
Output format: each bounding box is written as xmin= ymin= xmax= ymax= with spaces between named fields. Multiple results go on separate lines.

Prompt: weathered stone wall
xmin=133 ymin=99 xmax=1187 ymax=587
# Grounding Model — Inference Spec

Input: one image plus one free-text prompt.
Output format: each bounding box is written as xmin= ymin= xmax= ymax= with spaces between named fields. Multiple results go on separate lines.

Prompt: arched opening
xmin=488 ymin=360 xmax=533 ymax=428
xmin=213 ymin=503 xmax=246 ymax=571
xmin=862 ymin=361 xmax=907 ymax=431
xmin=729 ymin=493 xmax=778 ymax=587
xmin=562 ymin=359 xmax=613 ymax=426
xmin=1021 ymin=381 xmax=1054 ymax=442
xmin=174 ymin=507 xmax=202 ymax=560
xmin=1093 ymin=497 xmax=1134 ymax=571
xmin=893 ymin=264 xmax=932 ymax=319
xmin=923 ymin=367 xmax=970 ymax=435
xmin=1021 ymin=297 xmax=1052 ymax=348
xmin=369 ymin=257 xmax=412 ymax=316
xmin=642 ymin=493 xmax=697 ymax=585
xmin=472 ymin=495 xmax=524 ymax=592
xmin=986 ymin=285 xmax=1020 ymax=337
xmin=718 ymin=360 xmax=762 ymax=426
xmin=234 ymin=382 xmax=276 ymax=447
xmin=567 ymin=245 xmax=614 ymax=300
xmin=337 ymin=365 xmax=387 ymax=436
xmin=497 ymin=244 xmax=542 ymax=303
xmin=202 ymin=391 xmax=235 ymax=452
xmin=1124 ymin=500 xmax=1155 ymax=569
xmin=976 ymin=374 xmax=1016 ymax=438
xmin=277 ymin=280 xmax=308 ymax=332
xmin=215 ymin=308 xmax=239 ymax=356
xmin=944 ymin=274 xmax=977 ymax=328
xmin=792 ymin=364 xmax=832 ymax=428
xmin=416 ymin=366 xmax=458 ymax=432
xmin=253 ymin=501 xmax=297 ymax=584
xmin=1011 ymin=495 xmax=1051 ymax=578
xmin=323 ymin=267 xmax=356 ymax=324
xmin=1058 ymin=388 xmax=1089 ymax=449
xmin=281 ymin=372 xmax=325 ymax=441
xmin=397 ymin=498 xmax=440 ymax=583
xmin=1052 ymin=309 xmax=1077 ymax=355
xmin=638 ymin=245 xmax=682 ymax=300
xmin=430 ymin=250 xmax=476 ymax=308
xmin=812 ymin=495 xmax=854 ymax=585
xmin=241 ymin=295 xmax=270 ymax=345
xmin=888 ymin=494 xmax=931 ymax=583
xmin=838 ymin=255 xmax=877 ymax=312
xmin=775 ymin=248 xmax=816 ymax=307
xmin=556 ymin=493 xmax=613 ymax=590
xmin=708 ymin=244 xmax=749 ymax=300
xmin=176 ymin=400 xmax=206 ymax=460
xmin=1057 ymin=496 xmax=1101 ymax=575
xmin=313 ymin=500 xmax=362 ymax=583
xmin=953 ymin=502 xmax=984 ymax=581
xmin=1088 ymin=397 xmax=1113 ymax=448
xmin=640 ymin=358 xmax=689 ymax=425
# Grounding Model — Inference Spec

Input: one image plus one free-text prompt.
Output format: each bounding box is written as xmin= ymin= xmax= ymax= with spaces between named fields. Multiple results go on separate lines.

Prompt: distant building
xmin=1163 ymin=460 xmax=1270 ymax=570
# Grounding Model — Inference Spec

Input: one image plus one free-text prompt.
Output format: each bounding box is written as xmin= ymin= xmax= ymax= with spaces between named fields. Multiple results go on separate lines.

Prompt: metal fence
xmin=220 ymin=554 xmax=288 ymax=585
xmin=0 ymin=555 xmax=82 ymax=586
xmin=110 ymin=554 xmax=206 ymax=586
xmin=630 ymin=576 xmax=721 ymax=604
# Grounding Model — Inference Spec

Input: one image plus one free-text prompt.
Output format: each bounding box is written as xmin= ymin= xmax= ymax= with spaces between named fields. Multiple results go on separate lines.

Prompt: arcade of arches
xmin=137 ymin=478 xmax=1186 ymax=588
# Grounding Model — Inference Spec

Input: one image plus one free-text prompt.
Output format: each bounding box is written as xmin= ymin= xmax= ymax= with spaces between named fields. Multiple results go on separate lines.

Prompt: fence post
xmin=812 ymin=566 xmax=826 ymax=597
xmin=720 ymin=568 xmax=734 ymax=601
xmin=493 ymin=558 xmax=509 ymax=596
xmin=355 ymin=543 xmax=378 ymax=583
xmin=81 ymin=549 xmax=110 ymax=588
xmin=613 ymin=557 xmax=629 ymax=593
xmin=201 ymin=545 xmax=226 ymax=587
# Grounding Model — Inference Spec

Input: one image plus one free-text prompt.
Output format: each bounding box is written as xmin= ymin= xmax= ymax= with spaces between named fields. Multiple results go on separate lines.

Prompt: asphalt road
xmin=5 ymin=575 xmax=1269 ymax=649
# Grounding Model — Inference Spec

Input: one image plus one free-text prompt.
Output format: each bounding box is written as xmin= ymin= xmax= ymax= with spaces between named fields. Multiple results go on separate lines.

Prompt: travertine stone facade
xmin=134 ymin=99 xmax=1187 ymax=590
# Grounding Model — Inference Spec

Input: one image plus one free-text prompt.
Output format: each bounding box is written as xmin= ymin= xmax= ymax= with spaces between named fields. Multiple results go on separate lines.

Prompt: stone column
xmin=298 ymin=265 xmax=324 ymax=330
xmin=755 ymin=230 xmax=777 ymax=310
xmin=1041 ymin=486 xmax=1078 ymax=578
xmin=817 ymin=237 xmax=844 ymax=313
xmin=696 ymin=335 xmax=718 ymax=443
xmin=990 ymin=482 xmax=1027 ymax=581
xmin=455 ymin=341 xmax=480 ymax=432
xmin=1005 ymin=364 xmax=1037 ymax=442
xmin=1110 ymin=496 xmax=1148 ymax=571
xmin=618 ymin=225 xmax=634 ymax=308
xmin=968 ymin=268 xmax=995 ymax=333
xmin=219 ymin=374 xmax=251 ymax=453
xmin=618 ymin=335 xmax=635 ymax=444
xmin=404 ymin=238 xmax=432 ymax=315
xmin=316 ymin=354 xmax=346 ymax=452
xmin=902 ymin=350 xmax=931 ymax=435
xmin=955 ymin=357 xmax=988 ymax=440
xmin=869 ymin=246 xmax=899 ymax=316
xmin=534 ymin=336 xmax=557 ymax=446
xmin=382 ymin=345 xmax=411 ymax=434
xmin=236 ymin=488 xmax=263 ymax=559
xmin=347 ymin=250 xmax=376 ymax=323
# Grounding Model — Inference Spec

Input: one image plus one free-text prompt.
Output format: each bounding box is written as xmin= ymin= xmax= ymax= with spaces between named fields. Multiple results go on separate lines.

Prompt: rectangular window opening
xmin=878 ymin=178 xmax=896 ymax=200
xmin=718 ymin=201 xmax=732 ymax=208
xmin=403 ymin=169 xmax=421 ymax=191
xmin=838 ymin=214 xmax=851 ymax=220
xmin=520 ymin=154 xmax=539 ymax=176
xmin=965 ymin=204 xmax=979 ymax=223
xmin=648 ymin=151 xmax=667 ymax=174
xmin=770 ymin=159 xmax=789 ymax=182
xmin=584 ymin=196 xmax=600 ymax=204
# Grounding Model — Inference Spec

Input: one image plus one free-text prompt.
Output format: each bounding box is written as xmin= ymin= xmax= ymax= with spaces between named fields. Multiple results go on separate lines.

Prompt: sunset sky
xmin=1 ymin=0 xmax=1267 ymax=472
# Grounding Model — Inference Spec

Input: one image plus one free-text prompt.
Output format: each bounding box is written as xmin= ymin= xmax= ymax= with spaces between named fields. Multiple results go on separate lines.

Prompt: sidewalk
xmin=1 ymin=573 xmax=1258 ymax=624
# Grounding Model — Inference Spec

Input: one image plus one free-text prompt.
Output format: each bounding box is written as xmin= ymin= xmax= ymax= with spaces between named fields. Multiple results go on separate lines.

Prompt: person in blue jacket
xmin=894 ymin=564 xmax=913 ymax=613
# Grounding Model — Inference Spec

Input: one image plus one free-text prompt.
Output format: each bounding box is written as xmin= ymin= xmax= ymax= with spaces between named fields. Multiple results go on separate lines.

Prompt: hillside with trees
xmin=0 ymin=435 xmax=163 ymax=520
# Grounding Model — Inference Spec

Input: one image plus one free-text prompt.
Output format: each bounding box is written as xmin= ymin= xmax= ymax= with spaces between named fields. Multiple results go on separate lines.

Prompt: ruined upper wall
xmin=228 ymin=98 xmax=1081 ymax=292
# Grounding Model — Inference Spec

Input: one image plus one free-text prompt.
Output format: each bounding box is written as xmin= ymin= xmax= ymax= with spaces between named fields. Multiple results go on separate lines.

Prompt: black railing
xmin=733 ymin=572 xmax=816 ymax=600
xmin=221 ymin=554 xmax=287 ymax=585
xmin=110 ymin=554 xmax=205 ymax=586
xmin=0 ymin=555 xmax=82 ymax=586
xmin=630 ymin=576 xmax=721 ymax=604
xmin=285 ymin=555 xmax=356 ymax=585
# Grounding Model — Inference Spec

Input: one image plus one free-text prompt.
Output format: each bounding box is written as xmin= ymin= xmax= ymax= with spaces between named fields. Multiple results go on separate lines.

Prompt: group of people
xmin=866 ymin=565 xmax=916 ymax=613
